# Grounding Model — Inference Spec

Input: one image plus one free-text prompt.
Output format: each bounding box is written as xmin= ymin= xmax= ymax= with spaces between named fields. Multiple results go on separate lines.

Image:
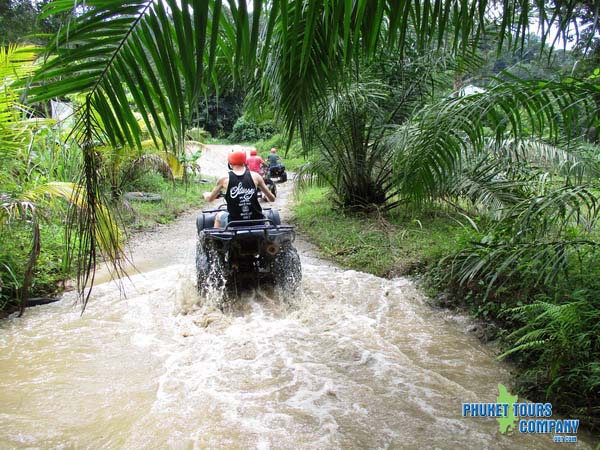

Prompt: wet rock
xmin=467 ymin=321 xmax=500 ymax=343
xmin=193 ymin=312 xmax=221 ymax=328
xmin=435 ymin=292 xmax=453 ymax=307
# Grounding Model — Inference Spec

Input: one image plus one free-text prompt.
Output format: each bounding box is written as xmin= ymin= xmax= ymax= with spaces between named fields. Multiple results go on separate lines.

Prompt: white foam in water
xmin=0 ymin=250 xmax=596 ymax=448
xmin=173 ymin=265 xmax=204 ymax=315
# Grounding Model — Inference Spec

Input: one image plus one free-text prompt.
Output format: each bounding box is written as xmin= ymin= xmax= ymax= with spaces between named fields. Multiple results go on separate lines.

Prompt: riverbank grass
xmin=292 ymin=186 xmax=469 ymax=277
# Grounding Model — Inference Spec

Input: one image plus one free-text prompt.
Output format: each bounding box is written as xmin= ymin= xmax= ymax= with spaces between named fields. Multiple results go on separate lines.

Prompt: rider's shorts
xmin=217 ymin=211 xmax=229 ymax=227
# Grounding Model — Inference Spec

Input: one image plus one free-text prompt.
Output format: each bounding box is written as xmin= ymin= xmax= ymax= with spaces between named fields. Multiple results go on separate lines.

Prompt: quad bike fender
xmin=196 ymin=211 xmax=218 ymax=232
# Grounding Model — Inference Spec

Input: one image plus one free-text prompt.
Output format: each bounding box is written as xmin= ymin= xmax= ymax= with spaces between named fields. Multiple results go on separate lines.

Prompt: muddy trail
xmin=0 ymin=145 xmax=596 ymax=449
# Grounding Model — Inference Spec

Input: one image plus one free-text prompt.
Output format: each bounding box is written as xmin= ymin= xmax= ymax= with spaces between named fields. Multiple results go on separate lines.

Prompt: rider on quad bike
xmin=246 ymin=147 xmax=267 ymax=174
xmin=197 ymin=149 xmax=301 ymax=302
xmin=247 ymin=148 xmax=277 ymax=198
xmin=267 ymin=148 xmax=288 ymax=183
xmin=203 ymin=149 xmax=275 ymax=227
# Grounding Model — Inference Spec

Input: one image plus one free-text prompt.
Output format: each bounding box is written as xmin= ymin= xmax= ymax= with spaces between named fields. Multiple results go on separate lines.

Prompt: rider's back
xmin=225 ymin=169 xmax=263 ymax=222
xmin=246 ymin=155 xmax=264 ymax=173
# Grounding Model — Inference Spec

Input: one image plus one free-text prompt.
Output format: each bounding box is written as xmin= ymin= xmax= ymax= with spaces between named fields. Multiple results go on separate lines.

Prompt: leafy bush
xmin=0 ymin=217 xmax=72 ymax=311
xmin=185 ymin=127 xmax=210 ymax=143
xmin=27 ymin=126 xmax=83 ymax=182
xmin=126 ymin=171 xmax=168 ymax=193
xmin=0 ymin=227 xmax=26 ymax=310
xmin=228 ymin=116 xmax=276 ymax=143
xmin=496 ymin=267 xmax=600 ymax=428
xmin=501 ymin=289 xmax=600 ymax=412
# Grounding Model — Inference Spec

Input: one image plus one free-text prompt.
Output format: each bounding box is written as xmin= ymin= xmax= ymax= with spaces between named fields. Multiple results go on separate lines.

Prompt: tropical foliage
xmin=400 ymin=76 xmax=600 ymax=424
xmin=22 ymin=0 xmax=592 ymax=287
xmin=0 ymin=45 xmax=119 ymax=314
xmin=296 ymin=49 xmax=462 ymax=210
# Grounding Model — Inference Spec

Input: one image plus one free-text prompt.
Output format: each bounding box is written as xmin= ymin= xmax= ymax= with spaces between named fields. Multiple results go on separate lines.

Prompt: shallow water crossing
xmin=1 ymin=256 xmax=596 ymax=448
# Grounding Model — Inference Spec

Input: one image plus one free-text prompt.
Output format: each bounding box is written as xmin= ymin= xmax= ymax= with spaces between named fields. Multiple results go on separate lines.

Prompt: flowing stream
xmin=0 ymin=146 xmax=596 ymax=449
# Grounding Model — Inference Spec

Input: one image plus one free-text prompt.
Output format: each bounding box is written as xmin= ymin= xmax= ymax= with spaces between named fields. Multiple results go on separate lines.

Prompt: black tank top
xmin=225 ymin=169 xmax=263 ymax=222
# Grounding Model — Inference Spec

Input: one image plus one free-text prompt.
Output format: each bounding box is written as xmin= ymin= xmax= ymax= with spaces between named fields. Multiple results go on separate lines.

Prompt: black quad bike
xmin=196 ymin=205 xmax=302 ymax=303
xmin=268 ymin=163 xmax=287 ymax=183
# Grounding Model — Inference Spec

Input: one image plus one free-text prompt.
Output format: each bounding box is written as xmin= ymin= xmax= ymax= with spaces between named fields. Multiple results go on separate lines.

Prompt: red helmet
xmin=250 ymin=148 xmax=257 ymax=156
xmin=228 ymin=149 xmax=247 ymax=165
xmin=270 ymin=148 xmax=277 ymax=153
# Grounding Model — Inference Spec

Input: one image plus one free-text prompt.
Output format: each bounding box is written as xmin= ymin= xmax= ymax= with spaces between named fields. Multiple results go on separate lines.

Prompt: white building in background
xmin=50 ymin=100 xmax=74 ymax=125
xmin=457 ymin=84 xmax=486 ymax=97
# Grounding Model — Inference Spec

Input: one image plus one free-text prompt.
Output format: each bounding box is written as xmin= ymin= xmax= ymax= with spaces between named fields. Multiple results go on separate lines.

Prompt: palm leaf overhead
xmin=30 ymin=0 xmax=592 ymax=153
xmin=30 ymin=0 xmax=236 ymax=152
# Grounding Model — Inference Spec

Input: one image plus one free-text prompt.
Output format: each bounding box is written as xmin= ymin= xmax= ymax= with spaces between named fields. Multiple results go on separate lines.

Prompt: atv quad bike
xmin=196 ymin=206 xmax=301 ymax=303
xmin=268 ymin=163 xmax=287 ymax=183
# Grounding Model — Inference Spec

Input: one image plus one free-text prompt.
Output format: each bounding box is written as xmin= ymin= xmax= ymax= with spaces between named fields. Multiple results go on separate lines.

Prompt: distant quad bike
xmin=268 ymin=163 xmax=287 ymax=183
xmin=196 ymin=205 xmax=302 ymax=304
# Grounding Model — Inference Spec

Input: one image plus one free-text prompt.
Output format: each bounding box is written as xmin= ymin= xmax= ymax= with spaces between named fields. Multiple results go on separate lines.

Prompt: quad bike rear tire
xmin=272 ymin=246 xmax=302 ymax=292
xmin=195 ymin=240 xmax=210 ymax=294
xmin=196 ymin=240 xmax=226 ymax=296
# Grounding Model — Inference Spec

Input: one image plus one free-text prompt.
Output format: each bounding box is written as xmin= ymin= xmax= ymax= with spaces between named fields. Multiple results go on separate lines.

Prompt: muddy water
xmin=0 ymin=146 xmax=596 ymax=449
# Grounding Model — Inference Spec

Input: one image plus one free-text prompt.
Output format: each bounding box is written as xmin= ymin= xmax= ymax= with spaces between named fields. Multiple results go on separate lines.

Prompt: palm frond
xmin=446 ymin=157 xmax=529 ymax=218
xmin=32 ymin=0 xmax=222 ymax=152
xmin=125 ymin=153 xmax=178 ymax=181
xmin=298 ymin=78 xmax=403 ymax=210
xmin=443 ymin=184 xmax=600 ymax=292
xmin=23 ymin=182 xmax=123 ymax=261
xmin=392 ymin=76 xmax=600 ymax=205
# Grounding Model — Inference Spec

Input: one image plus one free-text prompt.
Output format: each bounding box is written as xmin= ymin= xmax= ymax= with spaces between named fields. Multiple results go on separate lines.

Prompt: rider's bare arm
xmin=203 ymin=176 xmax=227 ymax=202
xmin=252 ymin=172 xmax=275 ymax=202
